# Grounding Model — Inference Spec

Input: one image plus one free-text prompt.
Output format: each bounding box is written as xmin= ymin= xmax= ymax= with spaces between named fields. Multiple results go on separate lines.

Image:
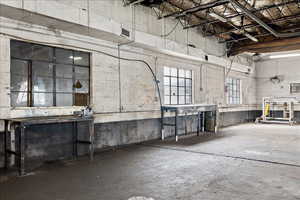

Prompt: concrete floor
xmin=1 ymin=123 xmax=300 ymax=200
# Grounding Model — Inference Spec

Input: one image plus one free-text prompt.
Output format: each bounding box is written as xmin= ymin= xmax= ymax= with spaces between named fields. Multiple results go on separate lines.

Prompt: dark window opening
xmin=10 ymin=40 xmax=90 ymax=107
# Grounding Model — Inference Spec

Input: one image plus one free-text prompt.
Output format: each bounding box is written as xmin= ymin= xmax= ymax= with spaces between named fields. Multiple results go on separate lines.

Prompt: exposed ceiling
xmin=125 ymin=0 xmax=300 ymax=56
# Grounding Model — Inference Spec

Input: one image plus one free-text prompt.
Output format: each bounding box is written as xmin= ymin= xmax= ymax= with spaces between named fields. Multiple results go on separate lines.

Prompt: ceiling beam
xmin=229 ymin=36 xmax=300 ymax=55
xmin=160 ymin=0 xmax=229 ymax=19
xmin=183 ymin=0 xmax=299 ymax=29
xmin=215 ymin=13 xmax=300 ymax=39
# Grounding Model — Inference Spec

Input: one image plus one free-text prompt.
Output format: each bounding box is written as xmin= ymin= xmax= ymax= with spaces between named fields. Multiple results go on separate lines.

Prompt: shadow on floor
xmin=142 ymin=132 xmax=234 ymax=147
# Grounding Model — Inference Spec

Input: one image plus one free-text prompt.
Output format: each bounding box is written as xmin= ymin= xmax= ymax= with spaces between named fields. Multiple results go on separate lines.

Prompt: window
xmin=290 ymin=83 xmax=300 ymax=94
xmin=226 ymin=77 xmax=241 ymax=105
xmin=164 ymin=67 xmax=192 ymax=105
xmin=10 ymin=40 xmax=90 ymax=107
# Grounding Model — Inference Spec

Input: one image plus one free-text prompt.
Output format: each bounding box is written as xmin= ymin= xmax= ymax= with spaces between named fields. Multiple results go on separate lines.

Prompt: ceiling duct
xmin=230 ymin=0 xmax=300 ymax=38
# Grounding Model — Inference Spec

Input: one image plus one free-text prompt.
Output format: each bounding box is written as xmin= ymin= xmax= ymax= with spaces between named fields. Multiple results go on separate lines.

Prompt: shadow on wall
xmin=219 ymin=110 xmax=262 ymax=127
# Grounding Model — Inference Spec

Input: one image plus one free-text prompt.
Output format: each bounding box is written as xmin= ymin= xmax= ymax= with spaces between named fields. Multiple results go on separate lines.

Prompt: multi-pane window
xmin=164 ymin=67 xmax=192 ymax=105
xmin=290 ymin=83 xmax=300 ymax=94
xmin=226 ymin=77 xmax=241 ymax=105
xmin=10 ymin=40 xmax=90 ymax=107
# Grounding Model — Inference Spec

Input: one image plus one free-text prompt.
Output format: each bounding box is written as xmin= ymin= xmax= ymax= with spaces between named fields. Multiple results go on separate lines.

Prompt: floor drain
xmin=128 ymin=197 xmax=155 ymax=200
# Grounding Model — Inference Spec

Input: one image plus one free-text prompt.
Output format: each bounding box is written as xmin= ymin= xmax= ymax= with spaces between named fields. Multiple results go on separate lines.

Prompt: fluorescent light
xmin=244 ymin=33 xmax=258 ymax=42
xmin=269 ymin=53 xmax=300 ymax=59
xmin=69 ymin=56 xmax=82 ymax=60
xmin=209 ymin=12 xmax=227 ymax=23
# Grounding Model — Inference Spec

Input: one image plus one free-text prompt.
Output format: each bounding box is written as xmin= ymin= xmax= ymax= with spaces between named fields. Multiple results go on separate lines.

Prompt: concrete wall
xmin=0 ymin=0 xmax=257 ymax=169
xmin=256 ymin=57 xmax=300 ymax=111
xmin=256 ymin=57 xmax=300 ymax=102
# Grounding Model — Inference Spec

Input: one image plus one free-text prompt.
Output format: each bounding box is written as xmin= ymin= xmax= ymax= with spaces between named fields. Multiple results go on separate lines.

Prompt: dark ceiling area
xmin=125 ymin=0 xmax=300 ymax=56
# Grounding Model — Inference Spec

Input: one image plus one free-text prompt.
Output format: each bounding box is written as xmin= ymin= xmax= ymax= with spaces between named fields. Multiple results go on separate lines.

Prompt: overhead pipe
xmin=160 ymin=0 xmax=230 ymax=19
xmin=230 ymin=0 xmax=300 ymax=38
xmin=183 ymin=0 xmax=299 ymax=29
xmin=214 ymin=13 xmax=300 ymax=38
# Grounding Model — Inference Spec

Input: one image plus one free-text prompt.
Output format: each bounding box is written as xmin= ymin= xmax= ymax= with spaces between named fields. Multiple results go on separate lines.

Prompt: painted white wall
xmin=0 ymin=0 xmax=256 ymax=125
xmin=256 ymin=57 xmax=300 ymax=100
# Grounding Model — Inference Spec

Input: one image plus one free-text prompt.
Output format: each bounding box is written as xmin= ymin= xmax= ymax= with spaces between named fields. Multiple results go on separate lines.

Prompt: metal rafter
xmin=160 ymin=0 xmax=230 ymax=19
xmin=183 ymin=0 xmax=299 ymax=29
xmin=210 ymin=13 xmax=300 ymax=37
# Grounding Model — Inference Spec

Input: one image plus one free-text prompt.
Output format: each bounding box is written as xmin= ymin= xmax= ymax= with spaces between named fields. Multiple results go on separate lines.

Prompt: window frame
xmin=164 ymin=67 xmax=193 ymax=105
xmin=226 ymin=77 xmax=242 ymax=105
xmin=290 ymin=83 xmax=300 ymax=94
xmin=10 ymin=40 xmax=91 ymax=108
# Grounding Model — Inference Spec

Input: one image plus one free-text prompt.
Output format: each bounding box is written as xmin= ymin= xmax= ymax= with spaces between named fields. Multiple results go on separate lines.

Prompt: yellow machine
xmin=257 ymin=97 xmax=299 ymax=125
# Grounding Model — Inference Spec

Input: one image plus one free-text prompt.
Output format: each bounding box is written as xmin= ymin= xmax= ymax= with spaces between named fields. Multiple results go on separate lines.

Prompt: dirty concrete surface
xmin=1 ymin=124 xmax=300 ymax=200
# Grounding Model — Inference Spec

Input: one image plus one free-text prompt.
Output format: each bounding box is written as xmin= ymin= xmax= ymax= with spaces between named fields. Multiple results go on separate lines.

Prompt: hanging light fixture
xmin=74 ymin=80 xmax=83 ymax=89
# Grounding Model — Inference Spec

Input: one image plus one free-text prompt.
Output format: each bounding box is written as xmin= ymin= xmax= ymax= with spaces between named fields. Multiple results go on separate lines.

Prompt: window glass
xmin=164 ymin=77 xmax=170 ymax=85
xmin=186 ymin=96 xmax=192 ymax=104
xmin=32 ymin=62 xmax=53 ymax=77
xmin=171 ymin=68 xmax=177 ymax=76
xmin=75 ymin=67 xmax=89 ymax=80
xmin=186 ymin=87 xmax=192 ymax=96
xmin=164 ymin=96 xmax=170 ymax=104
xmin=32 ymin=44 xmax=53 ymax=62
xmin=11 ymin=59 xmax=28 ymax=76
xmin=227 ymin=77 xmax=241 ymax=105
xmin=171 ymin=77 xmax=177 ymax=86
xmin=171 ymin=96 xmax=178 ymax=104
xmin=33 ymin=93 xmax=53 ymax=107
xmin=179 ymin=78 xmax=185 ymax=87
xmin=179 ymin=69 xmax=185 ymax=77
xmin=55 ymin=48 xmax=73 ymax=64
xmin=56 ymin=79 xmax=73 ymax=93
xmin=11 ymin=92 xmax=28 ymax=107
xmin=164 ymin=66 xmax=192 ymax=105
xmin=11 ymin=75 xmax=28 ymax=92
xmin=33 ymin=77 xmax=54 ymax=92
xmin=186 ymin=70 xmax=192 ymax=78
xmin=56 ymin=64 xmax=73 ymax=79
xmin=32 ymin=62 xmax=53 ymax=92
xmin=10 ymin=40 xmax=90 ymax=107
xmin=164 ymin=67 xmax=170 ymax=76
xmin=179 ymin=96 xmax=185 ymax=104
xmin=11 ymin=60 xmax=28 ymax=92
xmin=171 ymin=87 xmax=178 ymax=96
xmin=56 ymin=93 xmax=73 ymax=106
xmin=74 ymin=51 xmax=89 ymax=66
xmin=75 ymin=80 xmax=89 ymax=93
xmin=186 ymin=79 xmax=192 ymax=87
xmin=11 ymin=41 xmax=32 ymax=59
xmin=164 ymin=86 xmax=170 ymax=95
xmin=179 ymin=87 xmax=185 ymax=95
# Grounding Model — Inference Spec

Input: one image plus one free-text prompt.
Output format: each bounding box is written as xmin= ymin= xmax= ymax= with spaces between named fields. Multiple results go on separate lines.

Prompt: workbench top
xmin=3 ymin=115 xmax=94 ymax=125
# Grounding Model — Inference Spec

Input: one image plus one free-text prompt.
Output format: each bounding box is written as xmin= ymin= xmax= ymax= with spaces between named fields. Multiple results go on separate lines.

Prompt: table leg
xmin=197 ymin=112 xmax=200 ymax=136
xmin=161 ymin=110 xmax=165 ymax=140
xmin=4 ymin=120 xmax=8 ymax=169
xmin=202 ymin=112 xmax=205 ymax=132
xmin=184 ymin=112 xmax=187 ymax=135
xmin=73 ymin=121 xmax=78 ymax=160
xmin=19 ymin=125 xmax=26 ymax=176
xmin=89 ymin=120 xmax=95 ymax=161
xmin=175 ymin=110 xmax=178 ymax=142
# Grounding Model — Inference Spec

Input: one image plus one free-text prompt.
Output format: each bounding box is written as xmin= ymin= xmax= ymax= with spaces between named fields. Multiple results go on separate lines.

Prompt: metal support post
xmin=175 ymin=110 xmax=178 ymax=142
xmin=19 ymin=124 xmax=26 ymax=176
xmin=89 ymin=120 xmax=95 ymax=161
